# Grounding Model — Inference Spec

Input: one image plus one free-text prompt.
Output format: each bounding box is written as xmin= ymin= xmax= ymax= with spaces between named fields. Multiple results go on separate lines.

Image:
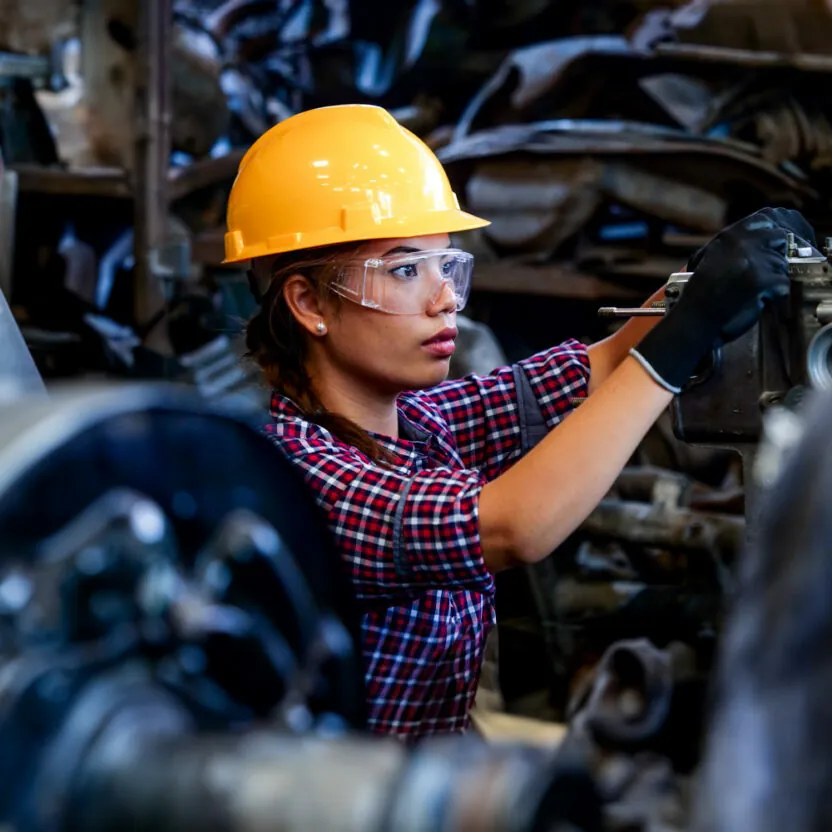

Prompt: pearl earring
xmin=316 ymin=321 xmax=326 ymax=334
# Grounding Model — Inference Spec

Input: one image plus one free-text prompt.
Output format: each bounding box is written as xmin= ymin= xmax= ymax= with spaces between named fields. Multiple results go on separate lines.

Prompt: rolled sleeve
xmin=392 ymin=468 xmax=488 ymax=586
xmin=276 ymin=432 xmax=492 ymax=601
xmin=515 ymin=339 xmax=591 ymax=429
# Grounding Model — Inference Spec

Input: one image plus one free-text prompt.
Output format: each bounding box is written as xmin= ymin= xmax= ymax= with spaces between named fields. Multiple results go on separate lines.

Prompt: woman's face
xmin=319 ymin=233 xmax=461 ymax=395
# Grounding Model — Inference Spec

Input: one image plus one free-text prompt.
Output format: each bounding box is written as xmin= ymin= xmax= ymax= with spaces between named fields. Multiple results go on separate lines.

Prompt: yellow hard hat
xmin=223 ymin=104 xmax=490 ymax=264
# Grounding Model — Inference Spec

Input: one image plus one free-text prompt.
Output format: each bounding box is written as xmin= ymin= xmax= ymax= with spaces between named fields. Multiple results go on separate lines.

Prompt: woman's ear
xmin=283 ymin=274 xmax=327 ymax=337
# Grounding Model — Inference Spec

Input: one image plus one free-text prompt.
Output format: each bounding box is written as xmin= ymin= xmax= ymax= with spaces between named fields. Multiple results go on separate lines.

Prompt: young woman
xmin=223 ymin=103 xmax=810 ymax=740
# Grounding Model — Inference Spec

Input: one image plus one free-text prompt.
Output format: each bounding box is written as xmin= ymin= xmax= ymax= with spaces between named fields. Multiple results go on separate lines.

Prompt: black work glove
xmin=687 ymin=208 xmax=816 ymax=273
xmin=631 ymin=208 xmax=804 ymax=393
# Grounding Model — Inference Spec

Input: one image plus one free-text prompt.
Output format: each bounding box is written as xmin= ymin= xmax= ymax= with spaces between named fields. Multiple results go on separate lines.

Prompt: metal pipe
xmin=133 ymin=0 xmax=173 ymax=351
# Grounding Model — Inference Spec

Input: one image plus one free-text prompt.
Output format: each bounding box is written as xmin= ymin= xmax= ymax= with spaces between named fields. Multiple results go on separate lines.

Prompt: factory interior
xmin=2 ymin=1 xmax=832 ymax=829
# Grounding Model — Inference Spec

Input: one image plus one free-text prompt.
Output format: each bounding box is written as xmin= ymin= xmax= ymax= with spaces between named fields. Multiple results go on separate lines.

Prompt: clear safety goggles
xmin=329 ymin=248 xmax=474 ymax=315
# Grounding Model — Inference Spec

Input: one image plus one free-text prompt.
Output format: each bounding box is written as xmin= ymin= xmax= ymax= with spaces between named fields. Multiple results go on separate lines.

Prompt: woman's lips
xmin=423 ymin=339 xmax=456 ymax=357
xmin=422 ymin=327 xmax=458 ymax=358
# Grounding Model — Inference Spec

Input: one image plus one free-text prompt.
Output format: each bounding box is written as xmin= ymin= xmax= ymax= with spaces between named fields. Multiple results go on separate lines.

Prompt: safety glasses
xmin=329 ymin=248 xmax=474 ymax=315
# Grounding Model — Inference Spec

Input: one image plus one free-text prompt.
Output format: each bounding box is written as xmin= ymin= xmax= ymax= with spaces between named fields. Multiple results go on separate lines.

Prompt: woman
xmin=223 ymin=103 xmax=809 ymax=740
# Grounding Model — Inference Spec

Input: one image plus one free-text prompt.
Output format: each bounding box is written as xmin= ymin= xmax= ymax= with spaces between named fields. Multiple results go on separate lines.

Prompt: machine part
xmin=692 ymin=386 xmax=832 ymax=832
xmin=0 ymin=281 xmax=46 ymax=402
xmin=600 ymin=754 xmax=691 ymax=832
xmin=753 ymin=404 xmax=807 ymax=491
xmin=596 ymin=245 xmax=832 ymax=539
xmin=0 ymin=383 xmax=366 ymax=723
xmin=667 ymin=239 xmax=831 ymax=444
xmin=439 ymin=120 xmax=817 ymax=206
xmin=567 ymin=640 xmax=678 ymax=751
xmin=96 ymin=217 xmax=192 ymax=312
xmin=580 ymin=499 xmax=743 ymax=559
xmin=613 ymin=467 xmax=694 ymax=509
xmin=0 ymin=383 xmax=605 ymax=832
xmin=0 ymin=167 xmax=17 ymax=301
xmin=805 ymin=322 xmax=832 ymax=389
xmin=67 ymin=730 xmax=603 ymax=832
xmin=815 ymin=299 xmax=832 ymax=325
xmin=561 ymin=639 xmax=707 ymax=831
xmin=134 ymin=0 xmax=175 ymax=350
xmin=177 ymin=333 xmax=263 ymax=408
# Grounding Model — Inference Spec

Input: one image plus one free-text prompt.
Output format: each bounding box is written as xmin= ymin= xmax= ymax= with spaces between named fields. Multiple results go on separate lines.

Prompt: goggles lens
xmin=331 ymin=249 xmax=473 ymax=315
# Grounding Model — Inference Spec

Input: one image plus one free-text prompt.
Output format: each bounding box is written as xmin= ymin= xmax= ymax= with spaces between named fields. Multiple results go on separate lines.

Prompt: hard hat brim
xmin=222 ymin=209 xmax=491 ymax=265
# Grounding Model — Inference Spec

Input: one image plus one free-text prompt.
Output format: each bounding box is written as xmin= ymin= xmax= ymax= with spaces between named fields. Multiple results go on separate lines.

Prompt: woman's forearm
xmin=478 ymin=356 xmax=672 ymax=572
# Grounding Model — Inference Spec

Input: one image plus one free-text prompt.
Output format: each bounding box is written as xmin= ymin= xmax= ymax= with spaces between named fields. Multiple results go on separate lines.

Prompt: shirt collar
xmin=269 ymin=391 xmax=431 ymax=447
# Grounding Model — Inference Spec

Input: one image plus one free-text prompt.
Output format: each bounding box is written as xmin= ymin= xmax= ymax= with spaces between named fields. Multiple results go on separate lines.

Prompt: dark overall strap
xmin=512 ymin=363 xmax=548 ymax=454
xmin=477 ymin=365 xmax=552 ymax=718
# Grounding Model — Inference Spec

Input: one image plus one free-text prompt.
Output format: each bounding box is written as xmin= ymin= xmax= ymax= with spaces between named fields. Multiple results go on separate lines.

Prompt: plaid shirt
xmin=265 ymin=340 xmax=590 ymax=739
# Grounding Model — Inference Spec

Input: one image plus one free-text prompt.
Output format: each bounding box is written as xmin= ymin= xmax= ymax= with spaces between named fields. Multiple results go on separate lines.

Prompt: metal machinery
xmin=599 ymin=233 xmax=832 ymax=531
xmin=0 ymin=383 xmax=603 ymax=832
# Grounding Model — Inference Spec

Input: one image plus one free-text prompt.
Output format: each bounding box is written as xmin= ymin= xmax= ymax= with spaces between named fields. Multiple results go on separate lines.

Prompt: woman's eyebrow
xmin=381 ymin=246 xmax=421 ymax=257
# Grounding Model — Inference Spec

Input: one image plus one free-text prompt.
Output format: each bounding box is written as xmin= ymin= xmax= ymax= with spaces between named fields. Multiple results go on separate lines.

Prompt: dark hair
xmin=245 ymin=242 xmax=396 ymax=464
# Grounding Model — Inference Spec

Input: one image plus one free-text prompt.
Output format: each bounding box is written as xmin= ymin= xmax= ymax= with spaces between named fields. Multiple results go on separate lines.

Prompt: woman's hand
xmin=686 ymin=207 xmax=816 ymax=272
xmin=631 ymin=208 xmax=808 ymax=393
xmin=587 ymin=208 xmax=813 ymax=392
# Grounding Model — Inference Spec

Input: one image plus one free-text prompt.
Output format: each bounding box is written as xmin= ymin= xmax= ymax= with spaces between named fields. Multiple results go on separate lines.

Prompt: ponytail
xmin=245 ymin=244 xmax=397 ymax=465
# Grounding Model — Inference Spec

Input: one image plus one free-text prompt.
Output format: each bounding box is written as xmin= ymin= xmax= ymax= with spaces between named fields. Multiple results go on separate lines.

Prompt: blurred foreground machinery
xmin=0 ymin=383 xmax=603 ymax=832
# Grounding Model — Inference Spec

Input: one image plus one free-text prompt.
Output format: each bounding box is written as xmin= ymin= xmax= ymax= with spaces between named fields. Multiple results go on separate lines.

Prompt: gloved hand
xmin=687 ymin=207 xmax=817 ymax=271
xmin=631 ymin=208 xmax=810 ymax=393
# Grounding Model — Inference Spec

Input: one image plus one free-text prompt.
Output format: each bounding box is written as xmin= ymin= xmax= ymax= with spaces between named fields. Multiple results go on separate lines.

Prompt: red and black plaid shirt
xmin=265 ymin=340 xmax=590 ymax=739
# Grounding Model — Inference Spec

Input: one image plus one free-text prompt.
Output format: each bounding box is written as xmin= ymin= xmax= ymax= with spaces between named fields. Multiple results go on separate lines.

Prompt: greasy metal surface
xmin=672 ymin=248 xmax=832 ymax=446
xmin=439 ymin=120 xmax=817 ymax=202
xmin=581 ymin=499 xmax=744 ymax=555
xmin=0 ymin=51 xmax=51 ymax=80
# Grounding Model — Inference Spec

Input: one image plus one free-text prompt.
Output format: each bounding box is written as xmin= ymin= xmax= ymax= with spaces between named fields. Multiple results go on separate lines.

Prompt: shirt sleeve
xmin=272 ymin=428 xmax=493 ymax=602
xmin=418 ymin=339 xmax=591 ymax=477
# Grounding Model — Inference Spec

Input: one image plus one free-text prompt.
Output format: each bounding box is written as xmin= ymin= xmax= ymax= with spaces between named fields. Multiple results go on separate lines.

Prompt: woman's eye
xmin=441 ymin=259 xmax=458 ymax=277
xmin=390 ymin=264 xmax=419 ymax=280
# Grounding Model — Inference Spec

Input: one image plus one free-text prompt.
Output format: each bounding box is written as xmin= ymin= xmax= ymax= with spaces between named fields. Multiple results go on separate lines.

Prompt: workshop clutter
xmin=0 ymin=3 xmax=829 ymax=830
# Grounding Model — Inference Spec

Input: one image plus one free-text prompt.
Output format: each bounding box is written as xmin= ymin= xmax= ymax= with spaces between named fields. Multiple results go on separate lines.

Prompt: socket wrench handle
xmin=598 ymin=271 xmax=692 ymax=320
xmin=597 ymin=305 xmax=666 ymax=319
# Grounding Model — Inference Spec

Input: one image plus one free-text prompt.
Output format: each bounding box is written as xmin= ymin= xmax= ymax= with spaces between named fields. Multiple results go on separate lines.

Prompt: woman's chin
xmin=392 ymin=363 xmax=452 ymax=393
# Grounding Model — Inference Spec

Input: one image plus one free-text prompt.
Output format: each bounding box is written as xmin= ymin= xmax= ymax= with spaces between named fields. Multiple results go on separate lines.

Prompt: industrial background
xmin=0 ymin=1 xmax=830 ymax=830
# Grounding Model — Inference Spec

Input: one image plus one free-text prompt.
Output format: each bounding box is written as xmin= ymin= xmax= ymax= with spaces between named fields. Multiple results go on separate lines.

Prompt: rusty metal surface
xmin=439 ymin=120 xmax=816 ymax=200
xmin=437 ymin=118 xmax=815 ymax=289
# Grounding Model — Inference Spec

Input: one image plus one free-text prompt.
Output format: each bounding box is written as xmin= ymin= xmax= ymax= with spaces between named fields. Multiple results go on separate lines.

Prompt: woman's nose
xmin=427 ymin=278 xmax=457 ymax=316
